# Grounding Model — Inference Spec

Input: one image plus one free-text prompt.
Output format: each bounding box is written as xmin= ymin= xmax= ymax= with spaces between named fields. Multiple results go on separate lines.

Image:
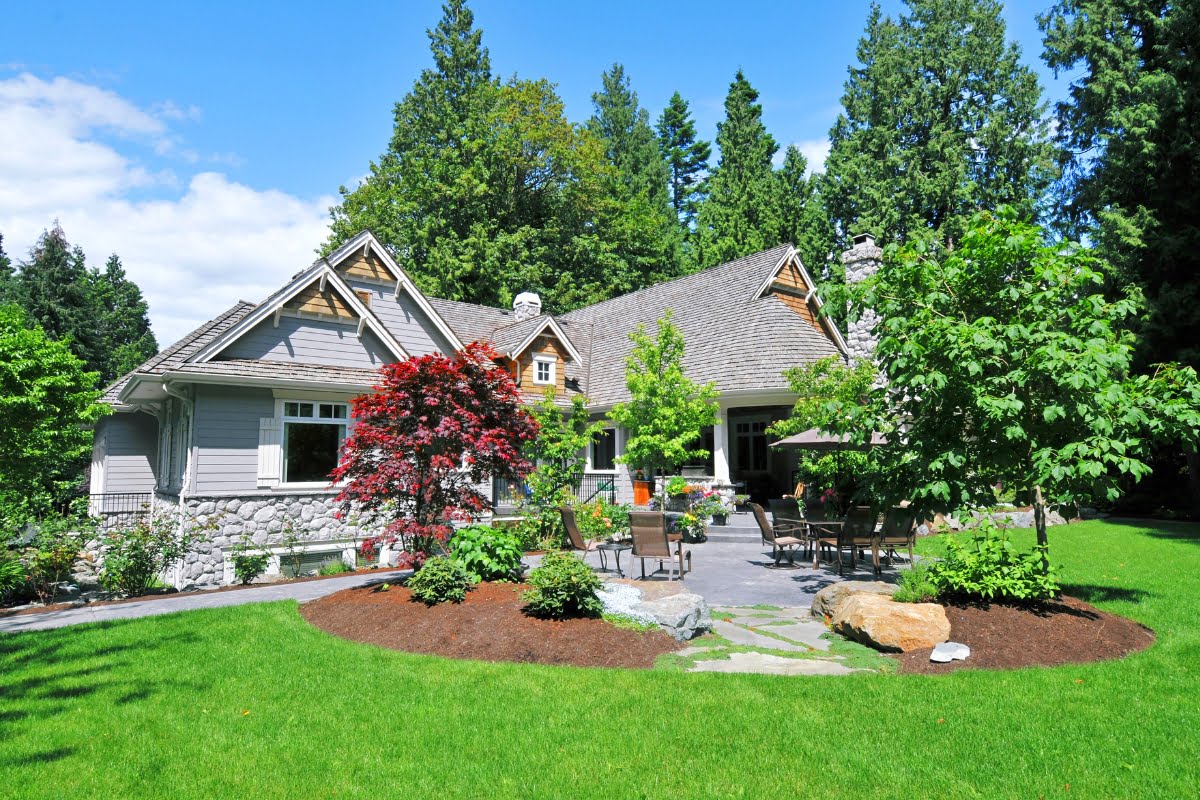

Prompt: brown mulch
xmin=300 ymin=582 xmax=682 ymax=669
xmin=0 ymin=567 xmax=392 ymax=618
xmin=898 ymin=595 xmax=1155 ymax=674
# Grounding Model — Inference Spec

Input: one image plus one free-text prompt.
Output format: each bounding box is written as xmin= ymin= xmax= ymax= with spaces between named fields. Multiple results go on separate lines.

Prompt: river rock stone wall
xmin=842 ymin=235 xmax=883 ymax=364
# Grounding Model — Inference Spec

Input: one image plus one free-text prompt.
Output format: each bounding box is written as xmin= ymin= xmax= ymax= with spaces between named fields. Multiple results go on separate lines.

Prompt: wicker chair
xmin=629 ymin=511 xmax=691 ymax=580
xmin=750 ymin=503 xmax=807 ymax=568
xmin=559 ymin=506 xmax=600 ymax=567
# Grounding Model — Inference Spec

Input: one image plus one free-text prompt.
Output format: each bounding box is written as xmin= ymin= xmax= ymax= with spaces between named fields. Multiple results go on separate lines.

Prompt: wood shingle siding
xmin=221 ymin=316 xmax=392 ymax=368
xmin=517 ymin=337 xmax=568 ymax=394
xmin=771 ymin=289 xmax=823 ymax=332
xmin=345 ymin=278 xmax=453 ymax=357
xmin=337 ymin=251 xmax=394 ymax=284
xmin=284 ymin=282 xmax=355 ymax=319
xmin=192 ymin=385 xmax=274 ymax=493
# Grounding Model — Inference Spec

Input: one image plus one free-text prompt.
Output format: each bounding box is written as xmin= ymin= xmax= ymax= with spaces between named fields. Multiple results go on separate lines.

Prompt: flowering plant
xmin=574 ymin=499 xmax=631 ymax=541
xmin=670 ymin=512 xmax=707 ymax=543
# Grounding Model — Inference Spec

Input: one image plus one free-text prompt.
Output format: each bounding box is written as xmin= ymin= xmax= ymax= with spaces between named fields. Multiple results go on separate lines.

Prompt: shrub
xmin=892 ymin=562 xmax=938 ymax=604
xmin=317 ymin=557 xmax=352 ymax=576
xmin=22 ymin=515 xmax=88 ymax=603
xmin=406 ymin=555 xmax=473 ymax=605
xmin=572 ymin=499 xmax=631 ymax=541
xmin=230 ymin=542 xmax=271 ymax=585
xmin=99 ymin=513 xmax=205 ymax=598
xmin=449 ymin=525 xmax=523 ymax=582
xmin=521 ymin=551 xmax=603 ymax=619
xmin=927 ymin=521 xmax=1060 ymax=602
xmin=0 ymin=550 xmax=27 ymax=602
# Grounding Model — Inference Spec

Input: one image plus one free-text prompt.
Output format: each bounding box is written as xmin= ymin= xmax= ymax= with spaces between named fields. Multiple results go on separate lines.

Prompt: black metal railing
xmin=88 ymin=493 xmax=154 ymax=529
xmin=492 ymin=474 xmax=618 ymax=509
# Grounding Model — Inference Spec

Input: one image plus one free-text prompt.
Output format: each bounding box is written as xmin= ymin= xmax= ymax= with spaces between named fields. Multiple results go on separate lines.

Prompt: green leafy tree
xmin=824 ymin=1 xmax=1055 ymax=251
xmin=656 ymin=91 xmax=711 ymax=231
xmin=520 ymin=389 xmax=604 ymax=543
xmin=695 ymin=70 xmax=782 ymax=268
xmin=608 ymin=311 xmax=719 ymax=481
xmin=774 ymin=145 xmax=836 ymax=274
xmin=850 ymin=209 xmax=1200 ymax=562
xmin=0 ymin=234 xmax=13 ymax=303
xmin=89 ymin=254 xmax=158 ymax=385
xmin=0 ymin=303 xmax=107 ymax=531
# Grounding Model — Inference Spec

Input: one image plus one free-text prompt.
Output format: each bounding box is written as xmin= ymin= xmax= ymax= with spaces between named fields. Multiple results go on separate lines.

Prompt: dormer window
xmin=533 ymin=355 xmax=555 ymax=386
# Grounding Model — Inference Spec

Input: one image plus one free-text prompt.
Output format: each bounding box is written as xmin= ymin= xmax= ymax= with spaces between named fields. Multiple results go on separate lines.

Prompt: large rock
xmin=831 ymin=594 xmax=950 ymax=652
xmin=810 ymin=581 xmax=896 ymax=620
xmin=634 ymin=592 xmax=711 ymax=642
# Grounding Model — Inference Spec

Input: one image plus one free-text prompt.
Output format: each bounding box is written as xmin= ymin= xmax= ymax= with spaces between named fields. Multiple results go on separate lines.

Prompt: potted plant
xmin=692 ymin=491 xmax=729 ymax=526
xmin=664 ymin=476 xmax=691 ymax=511
xmin=671 ymin=513 xmax=707 ymax=543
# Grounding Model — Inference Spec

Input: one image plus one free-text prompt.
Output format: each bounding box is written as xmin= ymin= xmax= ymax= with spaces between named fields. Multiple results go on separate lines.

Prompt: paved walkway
xmin=0 ymin=569 xmax=410 ymax=634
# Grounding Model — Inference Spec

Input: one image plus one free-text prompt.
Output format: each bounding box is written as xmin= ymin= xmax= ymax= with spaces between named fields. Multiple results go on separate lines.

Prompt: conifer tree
xmin=89 ymin=254 xmax=158 ymax=384
xmin=656 ymin=92 xmax=710 ymax=230
xmin=823 ymin=0 xmax=1054 ymax=249
xmin=695 ymin=70 xmax=782 ymax=267
xmin=17 ymin=225 xmax=99 ymax=373
xmin=0 ymin=234 xmax=13 ymax=303
xmin=774 ymin=146 xmax=835 ymax=275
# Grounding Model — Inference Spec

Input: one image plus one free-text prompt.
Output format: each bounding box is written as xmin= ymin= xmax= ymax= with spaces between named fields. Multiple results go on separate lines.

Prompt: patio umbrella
xmin=768 ymin=428 xmax=887 ymax=451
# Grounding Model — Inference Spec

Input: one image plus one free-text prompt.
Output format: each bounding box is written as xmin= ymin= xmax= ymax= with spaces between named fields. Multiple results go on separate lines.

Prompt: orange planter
xmin=632 ymin=479 xmax=653 ymax=507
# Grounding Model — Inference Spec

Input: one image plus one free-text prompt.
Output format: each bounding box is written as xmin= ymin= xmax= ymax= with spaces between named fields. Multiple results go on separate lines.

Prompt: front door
xmin=730 ymin=413 xmax=790 ymax=503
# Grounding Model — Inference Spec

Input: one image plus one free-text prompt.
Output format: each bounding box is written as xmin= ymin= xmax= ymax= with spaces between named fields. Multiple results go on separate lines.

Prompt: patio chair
xmin=750 ymin=503 xmax=807 ymax=569
xmin=559 ymin=506 xmax=601 ymax=568
xmin=877 ymin=506 xmax=917 ymax=567
xmin=768 ymin=497 xmax=812 ymax=558
xmin=815 ymin=505 xmax=881 ymax=576
xmin=629 ymin=511 xmax=691 ymax=580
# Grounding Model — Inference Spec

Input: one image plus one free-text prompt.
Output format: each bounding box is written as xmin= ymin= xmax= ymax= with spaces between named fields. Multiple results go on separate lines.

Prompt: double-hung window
xmin=590 ymin=427 xmax=617 ymax=472
xmin=282 ymin=401 xmax=349 ymax=484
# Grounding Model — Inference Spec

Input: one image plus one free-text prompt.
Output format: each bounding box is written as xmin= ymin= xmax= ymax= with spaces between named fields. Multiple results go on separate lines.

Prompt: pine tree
xmin=823 ymin=0 xmax=1054 ymax=249
xmin=774 ymin=145 xmax=835 ymax=274
xmin=89 ymin=254 xmax=158 ymax=385
xmin=17 ymin=225 xmax=99 ymax=372
xmin=695 ymin=70 xmax=782 ymax=268
xmin=656 ymin=91 xmax=710 ymax=230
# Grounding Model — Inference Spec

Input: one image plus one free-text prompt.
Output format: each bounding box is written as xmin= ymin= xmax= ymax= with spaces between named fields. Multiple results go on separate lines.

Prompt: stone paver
xmin=711 ymin=619 xmax=810 ymax=652
xmin=690 ymin=652 xmax=860 ymax=676
xmin=756 ymin=621 xmax=832 ymax=651
xmin=0 ymin=569 xmax=411 ymax=634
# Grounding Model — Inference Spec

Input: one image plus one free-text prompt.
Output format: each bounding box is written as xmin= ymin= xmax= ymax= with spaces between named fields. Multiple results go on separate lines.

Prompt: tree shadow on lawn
xmin=1061 ymin=583 xmax=1153 ymax=605
xmin=0 ymin=746 xmax=77 ymax=769
xmin=1102 ymin=517 xmax=1200 ymax=545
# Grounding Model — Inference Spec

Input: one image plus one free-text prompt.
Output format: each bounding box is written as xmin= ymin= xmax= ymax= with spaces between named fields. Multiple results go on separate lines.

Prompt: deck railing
xmin=492 ymin=473 xmax=618 ymax=510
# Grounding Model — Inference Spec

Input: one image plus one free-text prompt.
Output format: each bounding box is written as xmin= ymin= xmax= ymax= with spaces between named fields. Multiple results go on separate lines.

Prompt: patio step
xmin=704 ymin=524 xmax=761 ymax=543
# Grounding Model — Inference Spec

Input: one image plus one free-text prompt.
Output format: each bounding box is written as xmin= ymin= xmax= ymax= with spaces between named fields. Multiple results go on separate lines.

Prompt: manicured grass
xmin=2 ymin=520 xmax=1198 ymax=799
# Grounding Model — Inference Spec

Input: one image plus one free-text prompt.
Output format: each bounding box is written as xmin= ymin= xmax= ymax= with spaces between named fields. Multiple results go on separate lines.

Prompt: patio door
xmin=730 ymin=412 xmax=792 ymax=503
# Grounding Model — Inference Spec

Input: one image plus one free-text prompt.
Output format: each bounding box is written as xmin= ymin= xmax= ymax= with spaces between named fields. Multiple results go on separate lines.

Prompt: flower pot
xmin=632 ymin=479 xmax=653 ymax=507
xmin=711 ymin=513 xmax=728 ymax=526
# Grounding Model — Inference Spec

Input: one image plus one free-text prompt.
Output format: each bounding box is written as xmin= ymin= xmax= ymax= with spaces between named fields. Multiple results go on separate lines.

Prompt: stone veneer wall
xmin=181 ymin=492 xmax=368 ymax=588
xmin=841 ymin=235 xmax=883 ymax=364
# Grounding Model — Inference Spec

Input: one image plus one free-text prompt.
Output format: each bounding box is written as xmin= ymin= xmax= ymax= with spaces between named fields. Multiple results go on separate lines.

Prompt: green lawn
xmin=2 ymin=520 xmax=1198 ymax=799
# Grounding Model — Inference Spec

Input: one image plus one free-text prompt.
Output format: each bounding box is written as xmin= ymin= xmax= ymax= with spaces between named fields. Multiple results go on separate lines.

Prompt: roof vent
xmin=852 ymin=232 xmax=876 ymax=247
xmin=512 ymin=292 xmax=542 ymax=323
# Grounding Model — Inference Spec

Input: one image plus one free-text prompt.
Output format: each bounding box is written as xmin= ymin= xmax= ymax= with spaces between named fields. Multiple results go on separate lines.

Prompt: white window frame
xmin=532 ymin=354 xmax=556 ymax=386
xmin=279 ymin=399 xmax=351 ymax=489
xmin=586 ymin=426 xmax=620 ymax=474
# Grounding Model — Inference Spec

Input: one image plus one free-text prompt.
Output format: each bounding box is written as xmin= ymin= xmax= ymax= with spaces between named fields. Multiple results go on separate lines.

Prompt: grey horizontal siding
xmin=101 ymin=412 xmax=158 ymax=493
xmin=347 ymin=279 xmax=452 ymax=356
xmin=192 ymin=385 xmax=274 ymax=493
xmin=221 ymin=315 xmax=393 ymax=368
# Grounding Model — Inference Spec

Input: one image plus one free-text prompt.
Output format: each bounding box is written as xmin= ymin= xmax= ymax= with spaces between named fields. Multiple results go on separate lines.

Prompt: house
xmin=91 ymin=230 xmax=866 ymax=586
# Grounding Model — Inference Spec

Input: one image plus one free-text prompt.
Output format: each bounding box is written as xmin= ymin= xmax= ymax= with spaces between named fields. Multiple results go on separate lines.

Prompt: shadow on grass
xmin=0 ymin=746 xmax=78 ymax=768
xmin=1102 ymin=517 xmax=1200 ymax=545
xmin=1061 ymin=583 xmax=1153 ymax=605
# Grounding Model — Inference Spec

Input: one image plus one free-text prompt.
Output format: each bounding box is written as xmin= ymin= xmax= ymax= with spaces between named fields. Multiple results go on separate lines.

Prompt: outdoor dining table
xmin=804 ymin=519 xmax=881 ymax=573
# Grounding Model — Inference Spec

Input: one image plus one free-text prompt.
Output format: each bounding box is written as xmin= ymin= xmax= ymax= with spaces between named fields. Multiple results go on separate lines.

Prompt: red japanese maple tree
xmin=332 ymin=342 xmax=538 ymax=562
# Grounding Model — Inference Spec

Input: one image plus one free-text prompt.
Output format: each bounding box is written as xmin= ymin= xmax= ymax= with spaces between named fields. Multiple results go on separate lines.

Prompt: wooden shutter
xmin=257 ymin=417 xmax=283 ymax=487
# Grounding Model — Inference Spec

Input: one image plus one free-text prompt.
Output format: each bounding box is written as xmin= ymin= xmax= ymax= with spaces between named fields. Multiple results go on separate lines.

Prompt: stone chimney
xmin=841 ymin=233 xmax=882 ymax=363
xmin=512 ymin=291 xmax=542 ymax=322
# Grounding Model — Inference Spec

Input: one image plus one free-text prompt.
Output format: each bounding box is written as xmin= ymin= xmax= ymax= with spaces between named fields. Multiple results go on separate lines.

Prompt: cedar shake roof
xmin=106 ymin=244 xmax=844 ymax=409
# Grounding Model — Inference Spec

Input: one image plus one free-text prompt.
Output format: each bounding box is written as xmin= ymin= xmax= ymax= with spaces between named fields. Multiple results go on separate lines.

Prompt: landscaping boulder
xmin=831 ymin=594 xmax=950 ymax=653
xmin=635 ymin=592 xmax=711 ymax=641
xmin=810 ymin=580 xmax=896 ymax=620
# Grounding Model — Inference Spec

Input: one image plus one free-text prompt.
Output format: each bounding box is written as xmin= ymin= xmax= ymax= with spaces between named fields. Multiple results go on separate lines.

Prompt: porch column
xmin=713 ymin=407 xmax=730 ymax=483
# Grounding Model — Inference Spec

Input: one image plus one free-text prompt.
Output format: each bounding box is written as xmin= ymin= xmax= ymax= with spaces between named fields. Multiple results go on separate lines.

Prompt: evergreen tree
xmin=774 ymin=145 xmax=835 ymax=274
xmin=823 ymin=1 xmax=1055 ymax=249
xmin=89 ymin=254 xmax=158 ymax=385
xmin=0 ymin=234 xmax=13 ymax=303
xmin=656 ymin=91 xmax=710 ymax=230
xmin=17 ymin=225 xmax=99 ymax=373
xmin=587 ymin=64 xmax=680 ymax=284
xmin=1040 ymin=0 xmax=1200 ymax=369
xmin=695 ymin=70 xmax=782 ymax=267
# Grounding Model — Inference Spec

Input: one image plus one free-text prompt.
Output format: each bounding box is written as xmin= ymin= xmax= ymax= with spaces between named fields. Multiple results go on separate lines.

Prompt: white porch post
xmin=713 ymin=406 xmax=730 ymax=483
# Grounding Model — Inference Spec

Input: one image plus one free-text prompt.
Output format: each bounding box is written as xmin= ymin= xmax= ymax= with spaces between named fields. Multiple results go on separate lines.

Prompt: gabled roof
xmin=490 ymin=314 xmax=584 ymax=363
xmin=191 ymin=261 xmax=409 ymax=364
xmin=326 ymin=231 xmax=465 ymax=352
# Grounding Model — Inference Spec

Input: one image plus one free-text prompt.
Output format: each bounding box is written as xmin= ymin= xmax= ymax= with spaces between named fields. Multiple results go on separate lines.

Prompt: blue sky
xmin=1 ymin=0 xmax=1072 ymax=343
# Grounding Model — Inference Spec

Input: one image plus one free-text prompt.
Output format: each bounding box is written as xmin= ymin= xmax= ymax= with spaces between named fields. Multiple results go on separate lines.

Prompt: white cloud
xmin=0 ymin=73 xmax=333 ymax=345
xmin=775 ymin=138 xmax=831 ymax=175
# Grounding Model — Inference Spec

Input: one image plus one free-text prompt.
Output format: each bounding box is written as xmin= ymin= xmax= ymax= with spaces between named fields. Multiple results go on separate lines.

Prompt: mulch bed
xmin=301 ymin=582 xmax=682 ymax=669
xmin=898 ymin=595 xmax=1155 ymax=674
xmin=0 ymin=567 xmax=394 ymax=618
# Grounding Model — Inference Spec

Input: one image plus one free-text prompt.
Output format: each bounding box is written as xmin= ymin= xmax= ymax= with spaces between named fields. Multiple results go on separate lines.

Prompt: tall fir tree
xmin=823 ymin=0 xmax=1055 ymax=250
xmin=656 ymin=91 xmax=710 ymax=230
xmin=17 ymin=225 xmax=99 ymax=373
xmin=587 ymin=64 xmax=680 ymax=284
xmin=327 ymin=1 xmax=665 ymax=310
xmin=774 ymin=145 xmax=835 ymax=275
xmin=695 ymin=70 xmax=782 ymax=268
xmin=89 ymin=254 xmax=158 ymax=385
xmin=1041 ymin=0 xmax=1200 ymax=369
